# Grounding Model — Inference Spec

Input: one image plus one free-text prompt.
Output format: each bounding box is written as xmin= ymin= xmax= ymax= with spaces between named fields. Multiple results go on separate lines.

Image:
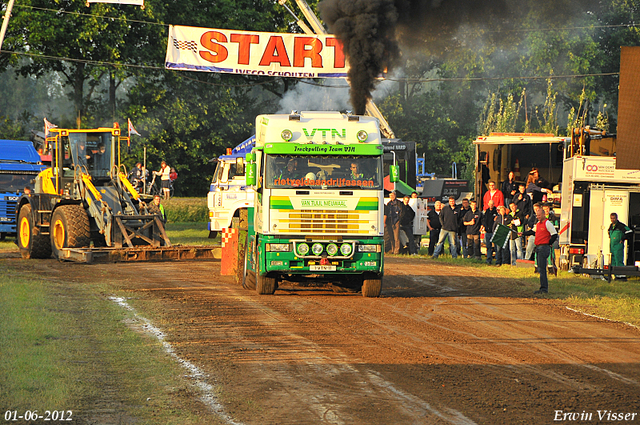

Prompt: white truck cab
xmin=207 ymin=136 xmax=255 ymax=238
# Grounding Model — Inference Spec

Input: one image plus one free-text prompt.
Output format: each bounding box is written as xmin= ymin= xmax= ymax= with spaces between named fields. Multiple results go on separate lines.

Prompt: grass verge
xmin=163 ymin=197 xmax=208 ymax=223
xmin=166 ymin=222 xmax=219 ymax=245
xmin=0 ymin=261 xmax=221 ymax=424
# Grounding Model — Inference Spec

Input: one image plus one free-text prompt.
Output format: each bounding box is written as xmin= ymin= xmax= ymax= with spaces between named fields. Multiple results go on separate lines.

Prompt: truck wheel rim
xmin=53 ymin=220 xmax=65 ymax=250
xmin=19 ymin=217 xmax=30 ymax=248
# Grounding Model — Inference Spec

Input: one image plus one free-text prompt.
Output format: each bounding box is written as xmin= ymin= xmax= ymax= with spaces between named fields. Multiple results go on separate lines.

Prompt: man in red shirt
xmin=529 ymin=207 xmax=558 ymax=294
xmin=483 ymin=180 xmax=504 ymax=210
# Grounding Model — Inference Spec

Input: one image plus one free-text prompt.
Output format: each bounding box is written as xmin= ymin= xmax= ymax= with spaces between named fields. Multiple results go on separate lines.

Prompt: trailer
xmin=559 ymin=155 xmax=640 ymax=269
xmin=473 ymin=133 xmax=569 ymax=209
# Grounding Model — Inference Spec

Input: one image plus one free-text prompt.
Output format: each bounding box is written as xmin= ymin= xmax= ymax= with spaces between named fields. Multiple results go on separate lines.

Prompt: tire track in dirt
xmin=11 ymin=256 xmax=640 ymax=424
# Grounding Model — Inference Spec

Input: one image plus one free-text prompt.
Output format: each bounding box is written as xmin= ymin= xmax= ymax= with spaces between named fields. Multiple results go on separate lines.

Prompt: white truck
xmin=559 ymin=155 xmax=640 ymax=269
xmin=207 ymin=136 xmax=255 ymax=238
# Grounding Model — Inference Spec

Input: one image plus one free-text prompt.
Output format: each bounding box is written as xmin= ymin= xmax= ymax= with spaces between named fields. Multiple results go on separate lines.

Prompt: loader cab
xmin=67 ymin=132 xmax=114 ymax=180
xmin=50 ymin=129 xmax=117 ymax=194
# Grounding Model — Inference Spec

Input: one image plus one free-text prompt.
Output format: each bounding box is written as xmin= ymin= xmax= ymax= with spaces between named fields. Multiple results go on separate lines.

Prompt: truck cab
xmin=207 ymin=136 xmax=255 ymax=238
xmin=243 ymin=111 xmax=385 ymax=297
xmin=0 ymin=140 xmax=46 ymax=239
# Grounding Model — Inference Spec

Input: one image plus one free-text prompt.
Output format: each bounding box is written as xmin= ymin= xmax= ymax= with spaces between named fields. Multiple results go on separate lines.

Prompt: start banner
xmin=165 ymin=25 xmax=348 ymax=78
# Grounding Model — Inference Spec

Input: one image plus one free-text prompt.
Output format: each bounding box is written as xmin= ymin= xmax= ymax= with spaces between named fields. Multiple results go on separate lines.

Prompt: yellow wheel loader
xmin=15 ymin=124 xmax=217 ymax=263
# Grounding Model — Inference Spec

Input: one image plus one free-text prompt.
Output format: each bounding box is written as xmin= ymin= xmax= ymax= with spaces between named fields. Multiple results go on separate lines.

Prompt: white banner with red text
xmin=165 ymin=25 xmax=348 ymax=78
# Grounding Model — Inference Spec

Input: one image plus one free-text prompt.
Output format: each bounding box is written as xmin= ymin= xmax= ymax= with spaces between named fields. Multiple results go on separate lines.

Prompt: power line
xmin=0 ymin=50 xmax=277 ymax=88
xmin=0 ymin=49 xmax=620 ymax=86
xmin=14 ymin=4 xmax=167 ymax=27
xmin=11 ymin=3 xmax=640 ymax=35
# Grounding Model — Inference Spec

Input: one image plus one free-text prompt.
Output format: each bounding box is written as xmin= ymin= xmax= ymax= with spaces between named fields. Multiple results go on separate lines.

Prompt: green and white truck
xmin=242 ymin=111 xmax=387 ymax=297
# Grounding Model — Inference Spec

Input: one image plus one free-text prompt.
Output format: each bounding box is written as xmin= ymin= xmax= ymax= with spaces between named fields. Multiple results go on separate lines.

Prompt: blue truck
xmin=0 ymin=139 xmax=46 ymax=240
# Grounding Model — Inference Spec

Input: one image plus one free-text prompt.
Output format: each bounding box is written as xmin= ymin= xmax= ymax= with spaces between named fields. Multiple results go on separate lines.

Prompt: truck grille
xmin=0 ymin=198 xmax=17 ymax=225
xmin=275 ymin=209 xmax=371 ymax=234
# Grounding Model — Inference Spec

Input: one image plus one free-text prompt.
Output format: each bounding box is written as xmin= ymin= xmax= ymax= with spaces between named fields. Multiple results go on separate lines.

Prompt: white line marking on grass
xmin=108 ymin=296 xmax=243 ymax=425
xmin=565 ymin=306 xmax=639 ymax=329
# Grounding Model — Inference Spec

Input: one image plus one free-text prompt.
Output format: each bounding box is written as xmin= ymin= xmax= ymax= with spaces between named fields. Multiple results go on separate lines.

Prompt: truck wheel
xmin=244 ymin=271 xmax=256 ymax=290
xmin=208 ymin=231 xmax=218 ymax=239
xmin=17 ymin=204 xmax=51 ymax=259
xmin=50 ymin=205 xmax=90 ymax=259
xmin=256 ymin=274 xmax=277 ymax=295
xmin=362 ymin=277 xmax=382 ymax=298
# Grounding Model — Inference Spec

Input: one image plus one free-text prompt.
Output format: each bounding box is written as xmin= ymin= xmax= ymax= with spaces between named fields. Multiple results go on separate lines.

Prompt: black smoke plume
xmin=319 ymin=0 xmax=401 ymax=115
xmin=319 ymin=0 xmax=600 ymax=115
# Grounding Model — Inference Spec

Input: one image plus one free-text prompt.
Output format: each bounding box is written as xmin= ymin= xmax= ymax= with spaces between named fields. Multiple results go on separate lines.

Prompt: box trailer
xmin=559 ymin=155 xmax=640 ymax=269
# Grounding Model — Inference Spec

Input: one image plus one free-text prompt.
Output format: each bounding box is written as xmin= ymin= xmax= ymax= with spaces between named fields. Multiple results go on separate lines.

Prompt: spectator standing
xmin=400 ymin=195 xmax=417 ymax=255
xmin=608 ymin=212 xmax=633 ymax=280
xmin=170 ymin=167 xmax=178 ymax=183
xmin=147 ymin=195 xmax=167 ymax=224
xmin=514 ymin=183 xmax=532 ymax=221
xmin=384 ymin=191 xmax=403 ymax=254
xmin=482 ymin=200 xmax=498 ymax=264
xmin=492 ymin=205 xmax=511 ymax=266
xmin=463 ymin=200 xmax=482 ymax=260
xmin=432 ymin=196 xmax=459 ymax=259
xmin=526 ymin=171 xmax=552 ymax=204
xmin=543 ymin=203 xmax=560 ymax=275
xmin=427 ymin=201 xmax=442 ymax=256
xmin=154 ymin=161 xmax=172 ymax=200
xmin=506 ymin=202 xmax=525 ymax=265
xmin=483 ymin=180 xmax=504 ymax=210
xmin=531 ymin=168 xmax=551 ymax=191
xmin=458 ymin=198 xmax=471 ymax=258
xmin=501 ymin=171 xmax=518 ymax=207
xmin=129 ymin=162 xmax=146 ymax=191
xmin=409 ymin=192 xmax=422 ymax=252
xmin=524 ymin=203 xmax=543 ymax=262
xmin=528 ymin=207 xmax=558 ymax=294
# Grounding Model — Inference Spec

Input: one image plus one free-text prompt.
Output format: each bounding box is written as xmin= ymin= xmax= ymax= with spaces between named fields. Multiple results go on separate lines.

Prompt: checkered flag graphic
xmin=172 ymin=37 xmax=198 ymax=53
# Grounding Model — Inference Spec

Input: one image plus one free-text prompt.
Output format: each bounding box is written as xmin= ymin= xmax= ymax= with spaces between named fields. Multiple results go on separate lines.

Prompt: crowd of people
xmin=385 ymin=167 xmax=637 ymax=294
xmin=128 ymin=161 xmax=178 ymax=200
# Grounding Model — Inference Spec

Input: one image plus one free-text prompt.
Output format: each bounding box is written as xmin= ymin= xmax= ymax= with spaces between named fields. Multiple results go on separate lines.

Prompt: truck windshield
xmin=265 ymin=155 xmax=382 ymax=189
xmin=0 ymin=173 xmax=37 ymax=193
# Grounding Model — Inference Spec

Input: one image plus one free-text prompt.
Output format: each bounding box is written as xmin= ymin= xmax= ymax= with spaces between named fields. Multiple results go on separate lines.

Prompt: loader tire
xmin=362 ymin=277 xmax=382 ymax=298
xmin=17 ymin=204 xmax=51 ymax=259
xmin=50 ymin=205 xmax=90 ymax=259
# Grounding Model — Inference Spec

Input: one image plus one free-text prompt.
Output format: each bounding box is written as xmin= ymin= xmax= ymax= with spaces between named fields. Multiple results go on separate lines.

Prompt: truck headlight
xmin=357 ymin=244 xmax=380 ymax=253
xmin=296 ymin=243 xmax=310 ymax=256
xmin=356 ymin=130 xmax=368 ymax=142
xmin=266 ymin=243 xmax=291 ymax=252
xmin=340 ymin=243 xmax=353 ymax=256
xmin=326 ymin=243 xmax=338 ymax=256
xmin=311 ymin=243 xmax=324 ymax=255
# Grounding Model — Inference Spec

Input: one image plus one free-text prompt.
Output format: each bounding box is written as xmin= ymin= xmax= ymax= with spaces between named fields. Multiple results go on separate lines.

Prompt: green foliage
xmin=566 ymin=87 xmax=589 ymax=135
xmin=480 ymin=90 xmax=525 ymax=135
xmin=163 ymin=197 xmax=208 ymax=223
xmin=539 ymin=79 xmax=560 ymax=135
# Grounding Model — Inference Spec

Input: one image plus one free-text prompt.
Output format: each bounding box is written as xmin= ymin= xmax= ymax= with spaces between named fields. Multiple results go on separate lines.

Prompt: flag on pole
xmin=490 ymin=223 xmax=512 ymax=250
xmin=44 ymin=118 xmax=58 ymax=138
xmin=128 ymin=118 xmax=141 ymax=137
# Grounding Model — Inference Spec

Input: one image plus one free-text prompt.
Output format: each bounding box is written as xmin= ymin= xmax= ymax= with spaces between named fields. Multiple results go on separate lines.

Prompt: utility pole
xmin=0 ymin=0 xmax=16 ymax=51
xmin=279 ymin=0 xmax=396 ymax=139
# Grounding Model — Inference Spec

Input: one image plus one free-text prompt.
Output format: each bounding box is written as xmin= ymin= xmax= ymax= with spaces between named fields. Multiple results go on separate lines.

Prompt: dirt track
xmin=17 ymin=255 xmax=640 ymax=424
